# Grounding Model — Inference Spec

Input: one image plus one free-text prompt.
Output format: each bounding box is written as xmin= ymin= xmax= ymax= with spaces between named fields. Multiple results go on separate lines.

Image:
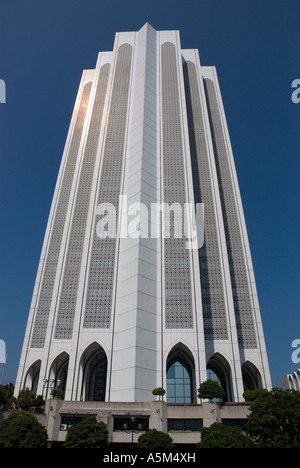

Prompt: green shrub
xmin=64 ymin=417 xmax=109 ymax=448
xmin=197 ymin=423 xmax=254 ymax=448
xmin=137 ymin=429 xmax=174 ymax=448
xmin=0 ymin=410 xmax=47 ymax=448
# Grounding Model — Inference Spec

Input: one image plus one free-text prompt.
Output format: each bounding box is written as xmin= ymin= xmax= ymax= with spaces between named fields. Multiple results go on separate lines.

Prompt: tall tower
xmin=15 ymin=24 xmax=271 ymax=403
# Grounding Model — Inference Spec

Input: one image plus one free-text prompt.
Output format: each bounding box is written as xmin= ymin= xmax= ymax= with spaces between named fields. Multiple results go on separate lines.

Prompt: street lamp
xmin=42 ymin=378 xmax=56 ymax=400
xmin=122 ymin=417 xmax=144 ymax=444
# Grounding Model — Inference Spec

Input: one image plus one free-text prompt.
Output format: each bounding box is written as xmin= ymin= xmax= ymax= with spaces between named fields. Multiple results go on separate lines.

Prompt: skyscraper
xmin=15 ymin=23 xmax=271 ymax=404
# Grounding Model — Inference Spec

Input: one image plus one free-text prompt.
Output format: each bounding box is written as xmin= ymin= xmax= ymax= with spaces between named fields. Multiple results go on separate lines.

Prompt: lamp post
xmin=122 ymin=417 xmax=144 ymax=445
xmin=42 ymin=378 xmax=55 ymax=400
xmin=130 ymin=416 xmax=135 ymax=444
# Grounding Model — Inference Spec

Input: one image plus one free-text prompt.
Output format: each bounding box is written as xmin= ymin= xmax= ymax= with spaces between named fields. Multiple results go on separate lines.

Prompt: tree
xmin=197 ymin=379 xmax=225 ymax=401
xmin=137 ymin=429 xmax=174 ymax=448
xmin=152 ymin=387 xmax=166 ymax=401
xmin=197 ymin=422 xmax=254 ymax=448
xmin=31 ymin=395 xmax=45 ymax=409
xmin=0 ymin=410 xmax=47 ymax=448
xmin=50 ymin=388 xmax=64 ymax=399
xmin=0 ymin=383 xmax=14 ymax=409
xmin=245 ymin=388 xmax=300 ymax=448
xmin=0 ymin=385 xmax=10 ymax=408
xmin=64 ymin=417 xmax=109 ymax=448
xmin=243 ymin=388 xmax=268 ymax=402
xmin=16 ymin=387 xmax=36 ymax=410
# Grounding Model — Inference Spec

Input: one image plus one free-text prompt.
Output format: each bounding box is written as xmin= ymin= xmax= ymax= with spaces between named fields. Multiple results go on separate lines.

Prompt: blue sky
xmin=0 ymin=0 xmax=299 ymax=389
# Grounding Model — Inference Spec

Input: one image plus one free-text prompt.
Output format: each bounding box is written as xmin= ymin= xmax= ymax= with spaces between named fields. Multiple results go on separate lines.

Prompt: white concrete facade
xmin=281 ymin=370 xmax=300 ymax=391
xmin=15 ymin=23 xmax=272 ymax=404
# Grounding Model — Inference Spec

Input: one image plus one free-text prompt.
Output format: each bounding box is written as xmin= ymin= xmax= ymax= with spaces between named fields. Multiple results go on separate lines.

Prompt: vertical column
xmin=14 ymin=77 xmax=93 ymax=396
xmin=77 ymin=42 xmax=133 ymax=401
xmin=204 ymin=76 xmax=257 ymax=349
xmin=54 ymin=64 xmax=111 ymax=340
xmin=30 ymin=81 xmax=93 ymax=349
xmin=83 ymin=44 xmax=133 ymax=332
xmin=202 ymin=68 xmax=271 ymax=389
xmin=159 ymin=33 xmax=207 ymax=399
xmin=110 ymin=24 xmax=158 ymax=402
xmin=183 ymin=61 xmax=229 ymax=341
xmin=161 ymin=42 xmax=194 ymax=330
xmin=182 ymin=56 xmax=244 ymax=400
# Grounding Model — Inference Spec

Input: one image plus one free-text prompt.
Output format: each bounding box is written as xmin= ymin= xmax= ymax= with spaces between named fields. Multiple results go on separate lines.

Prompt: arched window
xmin=32 ymin=370 xmax=40 ymax=395
xmin=167 ymin=360 xmax=193 ymax=403
xmin=81 ymin=345 xmax=107 ymax=402
xmin=207 ymin=353 xmax=232 ymax=402
xmin=206 ymin=367 xmax=226 ymax=402
xmin=166 ymin=344 xmax=196 ymax=403
xmin=24 ymin=360 xmax=41 ymax=394
xmin=86 ymin=351 xmax=107 ymax=401
xmin=56 ymin=360 xmax=69 ymax=395
xmin=242 ymin=361 xmax=262 ymax=391
xmin=48 ymin=352 xmax=69 ymax=400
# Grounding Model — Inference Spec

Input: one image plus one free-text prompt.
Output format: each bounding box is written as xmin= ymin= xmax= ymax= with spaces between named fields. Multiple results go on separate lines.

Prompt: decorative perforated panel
xmin=204 ymin=78 xmax=257 ymax=349
xmin=30 ymin=82 xmax=92 ymax=348
xmin=54 ymin=64 xmax=111 ymax=339
xmin=183 ymin=61 xmax=228 ymax=340
xmin=161 ymin=43 xmax=193 ymax=329
xmin=83 ymin=44 xmax=132 ymax=328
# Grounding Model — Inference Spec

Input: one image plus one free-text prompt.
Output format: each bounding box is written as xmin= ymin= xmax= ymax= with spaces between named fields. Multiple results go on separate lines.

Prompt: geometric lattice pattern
xmin=83 ymin=44 xmax=133 ymax=328
xmin=54 ymin=64 xmax=110 ymax=339
xmin=183 ymin=61 xmax=228 ymax=340
xmin=204 ymin=78 xmax=257 ymax=349
xmin=161 ymin=43 xmax=193 ymax=329
xmin=30 ymin=82 xmax=92 ymax=348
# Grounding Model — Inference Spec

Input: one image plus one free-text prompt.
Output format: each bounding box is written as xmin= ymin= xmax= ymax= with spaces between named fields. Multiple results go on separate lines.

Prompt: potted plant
xmin=152 ymin=387 xmax=166 ymax=401
xmin=50 ymin=388 xmax=64 ymax=399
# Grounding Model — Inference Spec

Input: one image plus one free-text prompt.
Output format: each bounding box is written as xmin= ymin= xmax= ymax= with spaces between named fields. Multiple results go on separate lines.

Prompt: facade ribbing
xmin=15 ymin=23 xmax=271 ymax=403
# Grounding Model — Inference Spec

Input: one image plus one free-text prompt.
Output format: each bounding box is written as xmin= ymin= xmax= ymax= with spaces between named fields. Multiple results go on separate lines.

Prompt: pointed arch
xmin=291 ymin=371 xmax=300 ymax=391
xmin=207 ymin=353 xmax=232 ymax=402
xmin=23 ymin=360 xmax=41 ymax=394
xmin=48 ymin=352 xmax=70 ymax=399
xmin=241 ymin=361 xmax=262 ymax=391
xmin=166 ymin=343 xmax=196 ymax=403
xmin=79 ymin=342 xmax=107 ymax=401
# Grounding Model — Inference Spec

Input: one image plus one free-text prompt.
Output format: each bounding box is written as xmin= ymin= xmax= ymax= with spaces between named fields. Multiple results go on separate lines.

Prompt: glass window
xmin=168 ymin=419 xmax=203 ymax=432
xmin=167 ymin=360 xmax=192 ymax=403
xmin=242 ymin=368 xmax=257 ymax=391
xmin=60 ymin=415 xmax=96 ymax=430
xmin=85 ymin=350 xmax=107 ymax=401
xmin=207 ymin=367 xmax=222 ymax=385
xmin=56 ymin=360 xmax=69 ymax=397
xmin=222 ymin=419 xmax=247 ymax=430
xmin=206 ymin=367 xmax=225 ymax=402
xmin=113 ymin=417 xmax=149 ymax=432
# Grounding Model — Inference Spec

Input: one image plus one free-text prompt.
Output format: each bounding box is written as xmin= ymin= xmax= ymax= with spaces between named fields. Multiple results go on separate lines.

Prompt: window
xmin=113 ymin=417 xmax=149 ymax=432
xmin=60 ymin=415 xmax=96 ymax=431
xmin=206 ymin=367 xmax=225 ymax=402
xmin=167 ymin=360 xmax=193 ymax=403
xmin=222 ymin=419 xmax=247 ymax=430
xmin=168 ymin=419 xmax=202 ymax=432
xmin=84 ymin=349 xmax=107 ymax=401
xmin=207 ymin=367 xmax=222 ymax=385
